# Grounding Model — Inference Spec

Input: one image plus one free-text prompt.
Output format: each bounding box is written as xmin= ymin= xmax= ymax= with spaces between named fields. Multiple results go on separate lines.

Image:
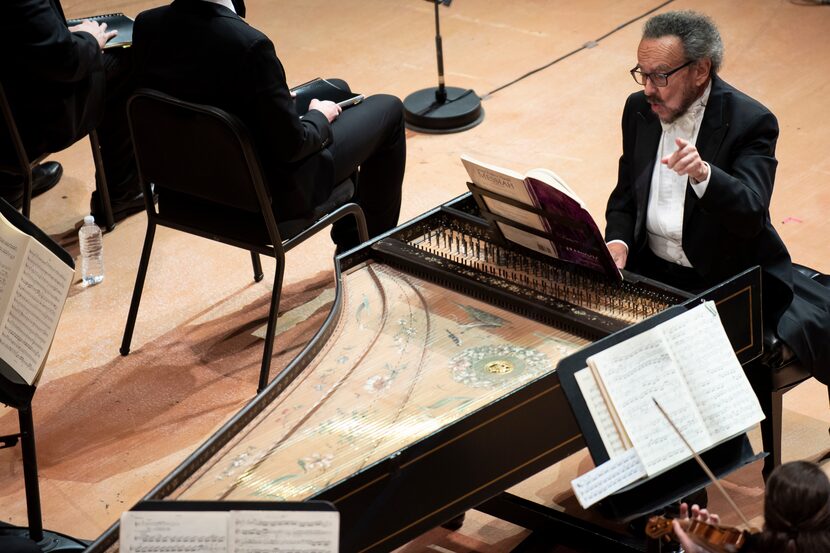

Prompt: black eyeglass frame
xmin=630 ymin=59 xmax=695 ymax=87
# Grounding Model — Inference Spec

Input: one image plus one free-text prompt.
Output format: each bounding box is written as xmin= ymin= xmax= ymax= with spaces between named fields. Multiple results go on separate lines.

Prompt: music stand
xmin=0 ymin=199 xmax=86 ymax=552
xmin=403 ymin=0 xmax=484 ymax=133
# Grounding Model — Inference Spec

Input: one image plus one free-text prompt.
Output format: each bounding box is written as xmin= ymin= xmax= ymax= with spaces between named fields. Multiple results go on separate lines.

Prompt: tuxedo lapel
xmin=684 ymin=77 xmax=729 ymax=239
xmin=695 ymin=77 xmax=728 ymax=165
xmin=633 ymin=106 xmax=661 ymax=238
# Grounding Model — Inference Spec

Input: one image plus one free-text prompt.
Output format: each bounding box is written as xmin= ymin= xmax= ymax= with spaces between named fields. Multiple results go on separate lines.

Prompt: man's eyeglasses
xmin=630 ymin=60 xmax=694 ymax=87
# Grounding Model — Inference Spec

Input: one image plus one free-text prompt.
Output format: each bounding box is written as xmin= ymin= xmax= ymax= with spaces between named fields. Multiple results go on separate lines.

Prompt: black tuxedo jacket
xmin=0 ymin=0 xmax=105 ymax=160
xmin=605 ymin=76 xmax=829 ymax=381
xmin=133 ymin=0 xmax=336 ymax=222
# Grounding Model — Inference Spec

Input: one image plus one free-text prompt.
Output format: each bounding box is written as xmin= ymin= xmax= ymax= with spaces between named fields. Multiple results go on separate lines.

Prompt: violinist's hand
xmin=672 ymin=503 xmax=721 ymax=553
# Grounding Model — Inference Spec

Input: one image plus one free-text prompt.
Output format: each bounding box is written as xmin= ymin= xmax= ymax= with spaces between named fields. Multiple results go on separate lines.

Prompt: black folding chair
xmin=120 ymin=89 xmax=368 ymax=393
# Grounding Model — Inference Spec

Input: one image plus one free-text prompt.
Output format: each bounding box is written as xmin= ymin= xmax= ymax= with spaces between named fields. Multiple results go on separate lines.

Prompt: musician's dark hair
xmin=752 ymin=461 xmax=830 ymax=553
xmin=642 ymin=10 xmax=723 ymax=75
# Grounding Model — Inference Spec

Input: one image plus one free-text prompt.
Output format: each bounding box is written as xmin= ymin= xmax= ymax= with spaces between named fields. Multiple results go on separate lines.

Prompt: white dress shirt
xmin=645 ymin=80 xmax=712 ymax=267
xmin=201 ymin=0 xmax=236 ymax=13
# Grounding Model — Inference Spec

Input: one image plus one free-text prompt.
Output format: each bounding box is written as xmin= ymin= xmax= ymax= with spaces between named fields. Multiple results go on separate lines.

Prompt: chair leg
xmin=18 ymin=406 xmax=43 ymax=542
xmin=354 ymin=206 xmax=369 ymax=243
xmin=760 ymin=388 xmax=784 ymax=481
xmin=89 ymin=131 xmax=116 ymax=232
xmin=257 ymin=259 xmax=285 ymax=394
xmin=251 ymin=252 xmax=264 ymax=282
xmin=21 ymin=165 xmax=34 ymax=219
xmin=120 ymin=222 xmax=157 ymax=356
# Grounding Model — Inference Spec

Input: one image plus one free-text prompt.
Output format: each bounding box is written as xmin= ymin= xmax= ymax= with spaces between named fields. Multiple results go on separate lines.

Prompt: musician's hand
xmin=662 ymin=138 xmax=709 ymax=182
xmin=69 ymin=19 xmax=117 ymax=50
xmin=672 ymin=503 xmax=721 ymax=553
xmin=309 ymin=99 xmax=341 ymax=123
xmin=607 ymin=241 xmax=628 ymax=270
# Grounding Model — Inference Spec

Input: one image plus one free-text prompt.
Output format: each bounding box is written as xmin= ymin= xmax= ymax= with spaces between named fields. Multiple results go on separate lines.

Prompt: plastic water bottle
xmin=79 ymin=215 xmax=104 ymax=286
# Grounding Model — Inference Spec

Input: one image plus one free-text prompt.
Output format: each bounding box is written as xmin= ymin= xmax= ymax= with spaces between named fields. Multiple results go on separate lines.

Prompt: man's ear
xmin=695 ymin=58 xmax=712 ymax=86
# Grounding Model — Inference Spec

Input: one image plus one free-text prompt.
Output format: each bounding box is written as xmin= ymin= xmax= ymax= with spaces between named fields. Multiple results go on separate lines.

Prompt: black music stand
xmin=403 ymin=0 xmax=484 ymax=133
xmin=0 ymin=199 xmax=86 ymax=553
xmin=557 ymin=305 xmax=765 ymax=522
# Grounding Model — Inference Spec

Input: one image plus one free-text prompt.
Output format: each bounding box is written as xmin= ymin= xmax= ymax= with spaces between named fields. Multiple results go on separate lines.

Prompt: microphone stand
xmin=402 ymin=0 xmax=484 ymax=133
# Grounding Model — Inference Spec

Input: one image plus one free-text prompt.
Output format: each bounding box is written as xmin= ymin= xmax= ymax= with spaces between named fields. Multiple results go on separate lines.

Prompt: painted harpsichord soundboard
xmin=87 ymin=194 xmax=761 ymax=553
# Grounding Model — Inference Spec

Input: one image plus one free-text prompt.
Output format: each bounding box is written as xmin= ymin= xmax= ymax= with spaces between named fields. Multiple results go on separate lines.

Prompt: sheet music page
xmin=229 ymin=510 xmax=338 ymax=553
xmin=460 ymin=155 xmax=535 ymax=206
xmin=483 ymin=196 xmax=547 ymax=231
xmin=497 ymin=223 xmax=558 ymax=259
xmin=660 ymin=302 xmax=765 ymax=443
xmin=0 ymin=238 xmax=73 ymax=385
xmin=0 ymin=215 xmax=29 ymax=320
xmin=588 ymin=329 xmax=711 ymax=475
xmin=120 ymin=511 xmax=229 ymax=553
xmin=571 ymin=448 xmax=647 ymax=509
xmin=574 ymin=368 xmax=628 ymax=458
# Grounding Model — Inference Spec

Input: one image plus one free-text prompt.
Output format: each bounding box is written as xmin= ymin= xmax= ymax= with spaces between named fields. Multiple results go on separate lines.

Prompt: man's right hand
xmin=607 ymin=241 xmax=628 ymax=270
xmin=69 ymin=20 xmax=117 ymax=50
xmin=309 ymin=99 xmax=341 ymax=123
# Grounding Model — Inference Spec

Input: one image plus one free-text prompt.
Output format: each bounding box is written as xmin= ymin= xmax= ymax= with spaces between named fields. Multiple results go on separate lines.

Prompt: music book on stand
xmin=0 ymin=200 xmax=74 ymax=388
xmin=559 ymin=301 xmax=764 ymax=510
xmin=121 ymin=500 xmax=339 ymax=553
xmin=66 ymin=13 xmax=134 ymax=49
xmin=461 ymin=155 xmax=621 ymax=281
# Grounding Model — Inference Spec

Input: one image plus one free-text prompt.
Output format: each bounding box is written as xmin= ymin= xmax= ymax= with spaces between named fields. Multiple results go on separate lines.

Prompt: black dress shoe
xmin=0 ymin=161 xmax=63 ymax=209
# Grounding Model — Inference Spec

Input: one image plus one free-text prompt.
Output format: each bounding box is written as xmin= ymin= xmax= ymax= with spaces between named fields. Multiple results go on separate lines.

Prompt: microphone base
xmin=403 ymin=86 xmax=484 ymax=134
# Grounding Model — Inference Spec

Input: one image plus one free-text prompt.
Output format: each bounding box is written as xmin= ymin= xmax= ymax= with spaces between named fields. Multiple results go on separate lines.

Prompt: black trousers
xmin=95 ymin=47 xmax=139 ymax=199
xmin=325 ymin=80 xmax=406 ymax=249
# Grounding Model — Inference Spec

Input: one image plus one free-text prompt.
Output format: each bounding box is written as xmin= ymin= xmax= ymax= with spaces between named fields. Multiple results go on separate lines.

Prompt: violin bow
xmin=652 ymin=398 xmax=753 ymax=529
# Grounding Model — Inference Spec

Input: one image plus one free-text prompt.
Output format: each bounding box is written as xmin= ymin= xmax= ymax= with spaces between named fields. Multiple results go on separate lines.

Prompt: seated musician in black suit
xmin=604 ymin=10 xmax=830 ymax=382
xmin=0 ymin=0 xmax=145 ymax=221
xmin=131 ymin=0 xmax=406 ymax=251
xmin=674 ymin=461 xmax=830 ymax=553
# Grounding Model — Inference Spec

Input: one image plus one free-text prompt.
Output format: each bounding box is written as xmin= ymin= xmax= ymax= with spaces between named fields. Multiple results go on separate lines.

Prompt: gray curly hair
xmin=643 ymin=10 xmax=723 ymax=74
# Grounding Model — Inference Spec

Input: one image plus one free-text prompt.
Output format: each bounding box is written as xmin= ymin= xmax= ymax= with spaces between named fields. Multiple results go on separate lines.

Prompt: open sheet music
xmin=0 ymin=211 xmax=74 ymax=385
xmin=120 ymin=509 xmax=339 ymax=553
xmin=570 ymin=301 xmax=764 ymax=507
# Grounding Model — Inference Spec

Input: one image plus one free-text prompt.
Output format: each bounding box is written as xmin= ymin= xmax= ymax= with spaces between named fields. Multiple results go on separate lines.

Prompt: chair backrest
xmin=127 ymin=88 xmax=284 ymax=251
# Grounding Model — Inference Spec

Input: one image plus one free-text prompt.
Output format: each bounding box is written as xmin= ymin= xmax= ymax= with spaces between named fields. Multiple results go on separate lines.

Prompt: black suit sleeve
xmin=605 ymin=94 xmax=638 ymax=249
xmin=696 ymin=110 xmax=779 ymax=238
xmin=243 ymin=37 xmax=332 ymax=163
xmin=9 ymin=0 xmax=102 ymax=84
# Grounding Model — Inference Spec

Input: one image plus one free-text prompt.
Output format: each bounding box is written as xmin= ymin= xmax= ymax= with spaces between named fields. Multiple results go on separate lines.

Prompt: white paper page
xmin=460 ymin=155 xmax=534 ymax=205
xmin=497 ymin=223 xmax=558 ymax=259
xmin=120 ymin=511 xmax=229 ymax=553
xmin=0 ymin=216 xmax=29 ymax=319
xmin=660 ymin=302 xmax=765 ymax=443
xmin=483 ymin=196 xmax=546 ymax=231
xmin=589 ymin=331 xmax=710 ymax=475
xmin=574 ymin=368 xmax=627 ymax=458
xmin=0 ymin=243 xmax=74 ymax=384
xmin=571 ymin=448 xmax=647 ymax=509
xmin=525 ymin=167 xmax=584 ymax=206
xmin=230 ymin=510 xmax=338 ymax=553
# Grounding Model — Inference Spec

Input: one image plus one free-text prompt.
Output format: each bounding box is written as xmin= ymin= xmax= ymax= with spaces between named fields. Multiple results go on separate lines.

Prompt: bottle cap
xmin=84 ymin=215 xmax=95 ymax=225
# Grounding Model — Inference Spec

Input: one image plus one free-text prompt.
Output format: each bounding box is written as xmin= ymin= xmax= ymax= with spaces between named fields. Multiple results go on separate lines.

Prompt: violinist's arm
xmin=672 ymin=503 xmax=721 ymax=553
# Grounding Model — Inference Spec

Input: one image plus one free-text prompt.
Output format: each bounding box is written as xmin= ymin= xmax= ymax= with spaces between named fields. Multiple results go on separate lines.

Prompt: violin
xmin=645 ymin=515 xmax=754 ymax=553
